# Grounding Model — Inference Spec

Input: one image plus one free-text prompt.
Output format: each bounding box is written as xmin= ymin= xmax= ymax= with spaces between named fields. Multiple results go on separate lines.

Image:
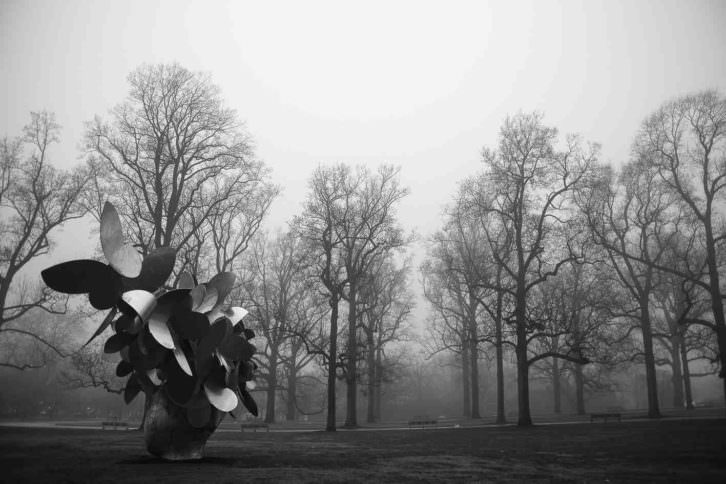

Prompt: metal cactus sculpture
xmin=41 ymin=202 xmax=258 ymax=460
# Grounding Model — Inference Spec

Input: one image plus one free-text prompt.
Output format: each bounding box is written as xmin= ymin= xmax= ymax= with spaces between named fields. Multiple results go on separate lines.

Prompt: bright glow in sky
xmin=2 ymin=0 xmax=726 ymax=274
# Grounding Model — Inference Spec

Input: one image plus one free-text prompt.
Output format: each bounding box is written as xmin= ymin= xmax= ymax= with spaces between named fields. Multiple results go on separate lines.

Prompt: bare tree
xmin=635 ymin=91 xmax=726 ymax=405
xmin=460 ymin=112 xmax=598 ymax=426
xmin=293 ymin=164 xmax=350 ymax=431
xmin=579 ymin=158 xmax=684 ymax=418
xmin=84 ymin=63 xmax=275 ymax=272
xmin=357 ymin=254 xmax=413 ymax=422
xmin=0 ymin=112 xmax=90 ymax=369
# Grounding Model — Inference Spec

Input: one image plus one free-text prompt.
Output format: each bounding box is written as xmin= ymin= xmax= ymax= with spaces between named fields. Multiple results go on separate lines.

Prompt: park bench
xmin=590 ymin=412 xmax=621 ymax=423
xmin=240 ymin=420 xmax=269 ymax=432
xmin=101 ymin=418 xmax=130 ymax=430
xmin=408 ymin=415 xmax=438 ymax=428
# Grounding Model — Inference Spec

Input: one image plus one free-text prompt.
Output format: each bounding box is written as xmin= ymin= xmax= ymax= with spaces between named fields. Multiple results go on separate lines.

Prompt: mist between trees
xmin=1 ymin=64 xmax=724 ymax=427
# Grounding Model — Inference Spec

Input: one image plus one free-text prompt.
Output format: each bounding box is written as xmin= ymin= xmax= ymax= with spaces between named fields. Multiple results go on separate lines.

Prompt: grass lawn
xmin=1 ymin=418 xmax=724 ymax=483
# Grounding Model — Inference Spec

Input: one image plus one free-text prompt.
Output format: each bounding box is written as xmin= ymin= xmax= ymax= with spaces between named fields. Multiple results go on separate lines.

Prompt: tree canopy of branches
xmin=294 ymin=163 xmax=410 ymax=429
xmin=459 ymin=112 xmax=598 ymax=426
xmin=634 ymin=90 xmax=726 ymax=405
xmin=1 ymin=112 xmax=90 ymax=370
xmin=84 ymin=63 xmax=277 ymax=280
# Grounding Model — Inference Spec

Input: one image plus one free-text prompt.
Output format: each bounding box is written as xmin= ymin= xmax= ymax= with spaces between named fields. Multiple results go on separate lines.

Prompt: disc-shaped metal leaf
xmin=205 ymin=272 xmax=236 ymax=307
xmin=190 ymin=285 xmax=205 ymax=309
xmin=195 ymin=286 xmax=218 ymax=314
xmin=124 ymin=374 xmax=142 ymax=404
xmin=170 ymin=308 xmax=209 ymax=341
xmin=149 ymin=318 xmax=174 ymax=350
xmin=218 ymin=334 xmax=245 ymax=362
xmin=177 ymin=271 xmax=195 ymax=290
xmin=115 ymin=314 xmax=143 ymax=334
xmin=225 ymin=366 xmax=240 ymax=392
xmin=88 ymin=270 xmax=123 ymax=310
xmin=129 ymin=336 xmax=168 ymax=371
xmin=41 ymin=259 xmax=109 ymax=294
xmin=115 ymin=360 xmax=133 ymax=377
xmin=187 ymin=402 xmax=212 ymax=428
xmin=173 ymin=345 xmax=193 ymax=377
xmin=195 ymin=355 xmax=216 ymax=382
xmin=203 ymin=380 xmax=238 ymax=412
xmin=119 ymin=290 xmax=157 ymax=322
xmin=224 ymin=306 xmax=248 ymax=326
xmin=197 ymin=319 xmax=230 ymax=361
xmin=123 ymin=247 xmax=176 ymax=292
xmin=104 ymin=332 xmax=135 ymax=354
xmin=239 ymin=387 xmax=258 ymax=416
xmin=83 ymin=307 xmax=118 ymax=347
xmin=147 ymin=368 xmax=162 ymax=386
xmin=165 ymin=360 xmax=197 ymax=406
xmin=100 ymin=202 xmax=142 ymax=278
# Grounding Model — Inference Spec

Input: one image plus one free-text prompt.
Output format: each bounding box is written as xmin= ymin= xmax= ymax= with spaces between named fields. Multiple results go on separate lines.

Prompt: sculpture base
xmin=143 ymin=389 xmax=223 ymax=460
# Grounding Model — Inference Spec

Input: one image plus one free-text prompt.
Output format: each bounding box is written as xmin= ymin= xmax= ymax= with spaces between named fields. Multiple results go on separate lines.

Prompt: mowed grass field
xmin=2 ymin=418 xmax=725 ymax=483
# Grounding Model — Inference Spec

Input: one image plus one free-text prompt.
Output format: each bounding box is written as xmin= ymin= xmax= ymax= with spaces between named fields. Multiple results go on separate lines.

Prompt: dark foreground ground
xmin=2 ymin=418 xmax=725 ymax=483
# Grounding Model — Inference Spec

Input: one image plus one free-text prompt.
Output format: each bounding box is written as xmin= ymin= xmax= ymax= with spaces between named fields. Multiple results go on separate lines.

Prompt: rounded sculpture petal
xmin=189 ymin=285 xmax=206 ymax=309
xmin=197 ymin=319 xmax=230 ymax=361
xmin=120 ymin=290 xmax=157 ymax=322
xmin=149 ymin=317 xmax=175 ymax=350
xmin=205 ymin=272 xmax=236 ymax=307
xmin=41 ymin=259 xmax=110 ymax=294
xmin=100 ymin=202 xmax=142 ymax=278
xmin=104 ymin=332 xmax=135 ymax=354
xmin=203 ymin=381 xmax=238 ymax=412
xmin=224 ymin=307 xmax=248 ymax=326
xmin=177 ymin=272 xmax=195 ymax=290
xmin=173 ymin=346 xmax=193 ymax=376
xmin=195 ymin=286 xmax=218 ymax=314
xmin=124 ymin=247 xmax=176 ymax=291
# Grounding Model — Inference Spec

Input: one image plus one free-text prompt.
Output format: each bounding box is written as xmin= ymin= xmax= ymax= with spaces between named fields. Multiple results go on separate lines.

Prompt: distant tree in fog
xmin=0 ymin=112 xmax=90 ymax=370
xmin=357 ymin=253 xmax=413 ymax=423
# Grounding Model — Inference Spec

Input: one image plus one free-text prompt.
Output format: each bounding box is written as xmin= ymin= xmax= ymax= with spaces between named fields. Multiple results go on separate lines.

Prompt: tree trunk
xmin=265 ymin=354 xmax=278 ymax=424
xmin=462 ymin=342 xmax=471 ymax=418
xmin=286 ymin=363 xmax=297 ymax=421
xmin=516 ymin=283 xmax=532 ymax=426
xmin=670 ymin=337 xmax=684 ymax=409
xmin=326 ymin=296 xmax=339 ymax=432
xmin=574 ymin=363 xmax=586 ymax=415
xmin=680 ymin=337 xmax=694 ymax=410
xmin=495 ymin=290 xmax=506 ymax=424
xmin=640 ymin=303 xmax=661 ymax=419
xmin=704 ymin=221 xmax=726 ymax=412
xmin=344 ymin=284 xmax=358 ymax=428
xmin=374 ymin=346 xmax=382 ymax=421
xmin=552 ymin=357 xmax=561 ymax=414
xmin=469 ymin=313 xmax=481 ymax=419
xmin=366 ymin=329 xmax=376 ymax=423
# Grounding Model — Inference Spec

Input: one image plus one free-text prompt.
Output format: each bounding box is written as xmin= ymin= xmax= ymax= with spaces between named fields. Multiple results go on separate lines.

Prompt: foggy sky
xmin=2 ymin=0 xmax=726 ymax=282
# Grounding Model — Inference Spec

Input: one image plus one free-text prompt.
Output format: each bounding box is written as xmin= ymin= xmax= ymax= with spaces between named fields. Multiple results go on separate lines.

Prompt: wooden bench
xmin=240 ymin=420 xmax=269 ymax=432
xmin=408 ymin=415 xmax=438 ymax=428
xmin=590 ymin=412 xmax=621 ymax=423
xmin=101 ymin=419 xmax=130 ymax=430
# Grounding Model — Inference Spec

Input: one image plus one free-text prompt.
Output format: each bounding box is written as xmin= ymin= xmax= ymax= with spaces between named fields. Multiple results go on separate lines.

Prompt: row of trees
xmin=1 ymin=63 xmax=414 ymax=429
xmin=422 ymin=92 xmax=726 ymax=425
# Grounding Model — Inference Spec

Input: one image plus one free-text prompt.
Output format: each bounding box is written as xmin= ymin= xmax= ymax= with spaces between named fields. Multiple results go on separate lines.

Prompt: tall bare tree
xmin=460 ymin=112 xmax=598 ymax=425
xmin=635 ymin=91 xmax=726 ymax=405
xmin=1 ymin=112 xmax=90 ymax=369
xmin=84 ymin=63 xmax=275 ymax=275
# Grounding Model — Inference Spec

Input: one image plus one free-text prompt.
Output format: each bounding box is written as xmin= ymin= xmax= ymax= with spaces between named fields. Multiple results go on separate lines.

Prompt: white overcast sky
xmin=2 ymin=0 xmax=726 ymax=281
